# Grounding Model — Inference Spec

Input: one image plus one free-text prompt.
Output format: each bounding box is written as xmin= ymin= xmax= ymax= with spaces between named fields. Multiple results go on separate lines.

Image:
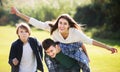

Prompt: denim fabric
xmin=45 ymin=42 xmax=90 ymax=72
xmin=59 ymin=42 xmax=89 ymax=66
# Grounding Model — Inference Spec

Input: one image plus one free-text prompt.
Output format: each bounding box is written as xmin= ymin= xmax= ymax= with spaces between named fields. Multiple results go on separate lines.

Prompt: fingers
xmin=111 ymin=48 xmax=118 ymax=54
xmin=10 ymin=7 xmax=15 ymax=14
xmin=12 ymin=58 xmax=19 ymax=66
xmin=10 ymin=7 xmax=17 ymax=14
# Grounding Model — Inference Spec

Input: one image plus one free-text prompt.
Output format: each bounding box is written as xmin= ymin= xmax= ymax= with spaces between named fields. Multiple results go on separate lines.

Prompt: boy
xmin=8 ymin=23 xmax=43 ymax=72
xmin=42 ymin=38 xmax=90 ymax=72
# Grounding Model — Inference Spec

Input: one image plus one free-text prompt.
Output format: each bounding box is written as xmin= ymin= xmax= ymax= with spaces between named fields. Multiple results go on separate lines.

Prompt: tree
xmin=0 ymin=0 xmax=3 ymax=6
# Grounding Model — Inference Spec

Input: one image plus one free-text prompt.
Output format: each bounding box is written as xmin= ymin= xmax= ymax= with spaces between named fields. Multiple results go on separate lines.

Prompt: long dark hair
xmin=49 ymin=14 xmax=81 ymax=35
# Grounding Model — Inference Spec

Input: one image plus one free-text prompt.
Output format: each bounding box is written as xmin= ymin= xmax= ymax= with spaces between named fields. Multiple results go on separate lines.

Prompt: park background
xmin=0 ymin=0 xmax=120 ymax=72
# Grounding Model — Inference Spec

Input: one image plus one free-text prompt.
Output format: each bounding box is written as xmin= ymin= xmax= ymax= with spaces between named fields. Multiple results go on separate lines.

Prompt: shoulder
xmin=28 ymin=37 xmax=37 ymax=43
xmin=69 ymin=28 xmax=81 ymax=34
xmin=11 ymin=39 xmax=22 ymax=46
xmin=52 ymin=29 xmax=59 ymax=36
xmin=28 ymin=37 xmax=41 ymax=44
xmin=70 ymin=28 xmax=79 ymax=31
xmin=29 ymin=37 xmax=38 ymax=41
xmin=10 ymin=39 xmax=23 ymax=50
xmin=29 ymin=37 xmax=35 ymax=40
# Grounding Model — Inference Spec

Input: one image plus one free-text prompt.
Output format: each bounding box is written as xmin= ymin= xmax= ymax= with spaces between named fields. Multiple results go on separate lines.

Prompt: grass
xmin=0 ymin=25 xmax=120 ymax=72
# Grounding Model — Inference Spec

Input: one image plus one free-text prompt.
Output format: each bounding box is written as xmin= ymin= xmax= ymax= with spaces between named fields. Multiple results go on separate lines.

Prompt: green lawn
xmin=0 ymin=25 xmax=120 ymax=72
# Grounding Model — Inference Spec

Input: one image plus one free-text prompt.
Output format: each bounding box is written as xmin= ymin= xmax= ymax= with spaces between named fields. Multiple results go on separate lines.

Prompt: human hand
xmin=109 ymin=48 xmax=118 ymax=54
xmin=10 ymin=7 xmax=20 ymax=15
xmin=12 ymin=58 xmax=19 ymax=66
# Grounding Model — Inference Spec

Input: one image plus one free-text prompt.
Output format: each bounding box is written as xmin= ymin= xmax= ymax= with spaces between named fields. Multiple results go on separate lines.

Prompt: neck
xmin=21 ymin=39 xmax=28 ymax=44
xmin=61 ymin=31 xmax=69 ymax=39
xmin=23 ymin=41 xmax=28 ymax=44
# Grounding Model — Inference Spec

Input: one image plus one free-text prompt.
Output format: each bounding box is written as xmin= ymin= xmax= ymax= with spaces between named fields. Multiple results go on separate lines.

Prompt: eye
xmin=46 ymin=50 xmax=53 ymax=54
xmin=25 ymin=31 xmax=28 ymax=33
xmin=50 ymin=50 xmax=53 ymax=52
xmin=64 ymin=22 xmax=67 ymax=25
xmin=59 ymin=21 xmax=62 ymax=24
xmin=20 ymin=31 xmax=23 ymax=33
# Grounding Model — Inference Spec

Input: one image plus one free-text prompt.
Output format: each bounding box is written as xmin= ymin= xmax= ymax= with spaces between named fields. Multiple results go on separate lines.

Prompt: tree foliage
xmin=74 ymin=0 xmax=120 ymax=39
xmin=0 ymin=0 xmax=119 ymax=39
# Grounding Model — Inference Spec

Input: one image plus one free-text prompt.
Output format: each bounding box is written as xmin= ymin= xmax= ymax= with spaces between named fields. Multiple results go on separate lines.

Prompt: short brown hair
xmin=16 ymin=22 xmax=31 ymax=35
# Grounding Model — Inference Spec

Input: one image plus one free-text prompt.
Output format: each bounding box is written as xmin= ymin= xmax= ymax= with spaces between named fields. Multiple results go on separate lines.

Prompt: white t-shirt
xmin=19 ymin=42 xmax=37 ymax=72
xmin=29 ymin=17 xmax=93 ymax=44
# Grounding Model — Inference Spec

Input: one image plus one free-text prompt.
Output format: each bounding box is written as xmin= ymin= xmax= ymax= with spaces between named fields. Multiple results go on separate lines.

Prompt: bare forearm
xmin=92 ymin=40 xmax=111 ymax=50
xmin=92 ymin=40 xmax=117 ymax=54
xmin=16 ymin=12 xmax=30 ymax=22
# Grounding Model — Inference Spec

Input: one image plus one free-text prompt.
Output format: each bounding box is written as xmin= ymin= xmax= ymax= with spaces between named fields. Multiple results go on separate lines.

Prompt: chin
xmin=51 ymin=55 xmax=55 ymax=58
xmin=59 ymin=30 xmax=63 ymax=32
xmin=59 ymin=31 xmax=65 ymax=33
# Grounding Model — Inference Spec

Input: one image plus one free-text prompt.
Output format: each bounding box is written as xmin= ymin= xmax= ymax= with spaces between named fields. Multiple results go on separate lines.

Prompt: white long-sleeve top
xmin=29 ymin=18 xmax=93 ymax=44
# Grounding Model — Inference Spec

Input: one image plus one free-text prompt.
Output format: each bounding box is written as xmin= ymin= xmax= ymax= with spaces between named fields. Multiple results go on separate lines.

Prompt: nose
xmin=49 ymin=52 xmax=53 ymax=56
xmin=22 ymin=32 xmax=27 ymax=35
xmin=60 ymin=23 xmax=64 ymax=27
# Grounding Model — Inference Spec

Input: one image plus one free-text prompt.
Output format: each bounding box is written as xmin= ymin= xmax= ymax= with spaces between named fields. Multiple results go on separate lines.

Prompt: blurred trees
xmin=108 ymin=0 xmax=120 ymax=32
xmin=0 ymin=0 xmax=3 ymax=6
xmin=0 ymin=0 xmax=86 ymax=25
xmin=74 ymin=0 xmax=120 ymax=39
xmin=0 ymin=0 xmax=119 ymax=39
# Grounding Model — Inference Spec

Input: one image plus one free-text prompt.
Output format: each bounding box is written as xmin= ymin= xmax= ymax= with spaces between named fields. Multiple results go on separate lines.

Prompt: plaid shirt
xmin=45 ymin=42 xmax=90 ymax=72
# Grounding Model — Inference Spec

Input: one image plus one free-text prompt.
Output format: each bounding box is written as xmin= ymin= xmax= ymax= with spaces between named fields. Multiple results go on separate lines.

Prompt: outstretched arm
xmin=92 ymin=40 xmax=118 ymax=54
xmin=10 ymin=7 xmax=51 ymax=31
xmin=76 ymin=29 xmax=118 ymax=54
xmin=10 ymin=7 xmax=30 ymax=22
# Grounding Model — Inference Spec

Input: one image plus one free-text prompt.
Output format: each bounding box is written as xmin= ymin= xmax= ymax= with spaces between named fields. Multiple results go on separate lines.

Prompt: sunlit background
xmin=0 ymin=0 xmax=120 ymax=72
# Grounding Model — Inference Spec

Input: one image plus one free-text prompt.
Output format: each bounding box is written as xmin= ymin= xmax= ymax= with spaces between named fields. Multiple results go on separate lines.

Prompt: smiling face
xmin=50 ymin=14 xmax=80 ymax=35
xmin=45 ymin=45 xmax=57 ymax=58
xmin=58 ymin=18 xmax=70 ymax=34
